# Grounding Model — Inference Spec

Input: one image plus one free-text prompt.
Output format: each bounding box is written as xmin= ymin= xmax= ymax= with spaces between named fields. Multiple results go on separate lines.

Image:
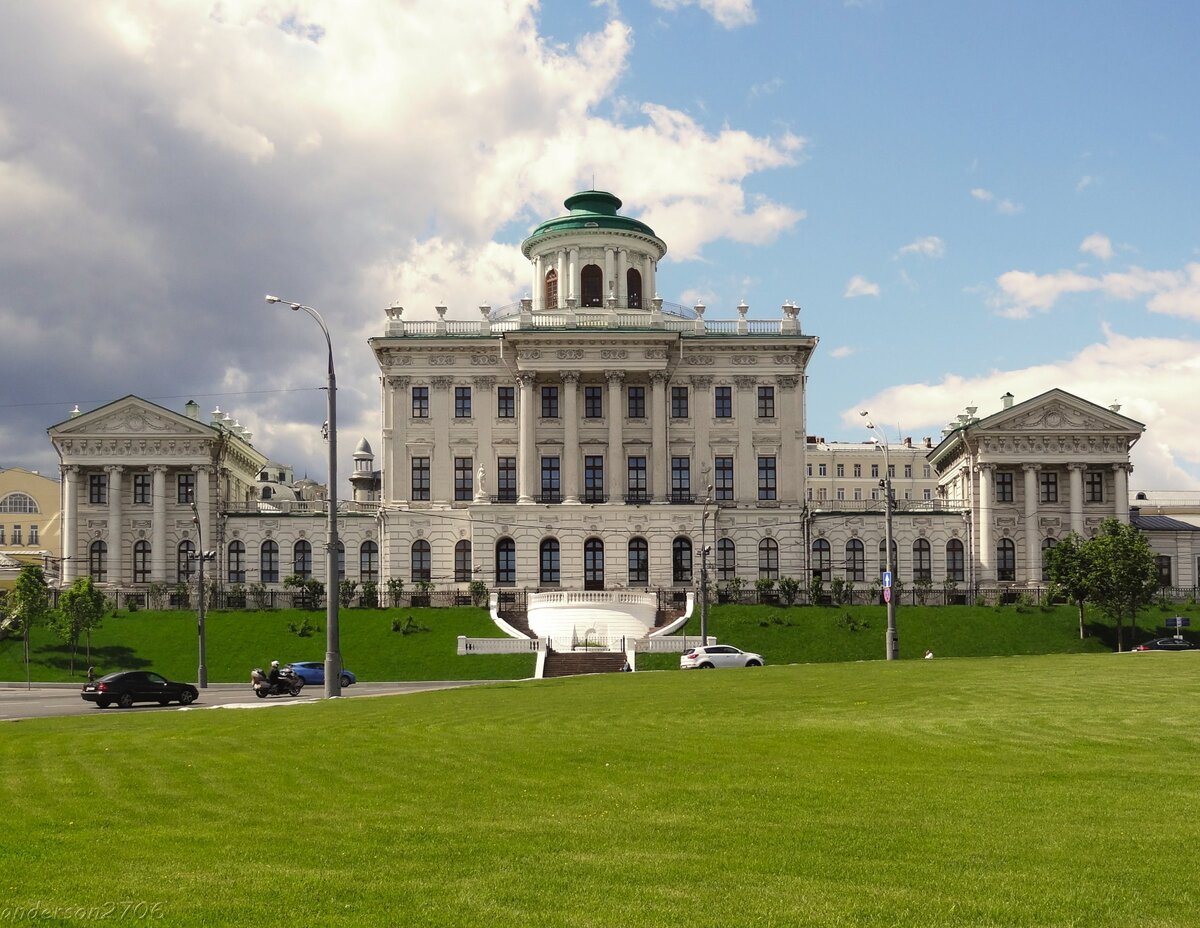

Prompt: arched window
xmin=178 ymin=540 xmax=195 ymax=582
xmin=626 ymin=268 xmax=642 ymax=309
xmin=133 ymin=540 xmax=151 ymax=584
xmin=758 ymin=539 xmax=779 ymax=580
xmin=261 ymin=540 xmax=279 ymax=584
xmin=89 ymin=540 xmax=107 ymax=582
xmin=495 ymin=538 xmax=515 ymax=586
xmin=227 ymin=541 xmax=246 ymax=584
xmin=293 ymin=540 xmax=313 ymax=580
xmin=453 ymin=540 xmax=471 ymax=583
xmin=261 ymin=486 xmax=273 ymax=500
xmin=544 ymin=268 xmax=558 ymax=309
xmin=0 ymin=492 xmax=38 ymax=513
xmin=672 ymin=537 xmax=693 ymax=584
xmin=997 ymin=538 xmax=1016 ymax=582
xmin=581 ymin=264 xmax=603 ymax=307
xmin=878 ymin=538 xmax=898 ymax=577
xmin=1041 ymin=537 xmax=1057 ymax=581
xmin=846 ymin=539 xmax=865 ymax=582
xmin=584 ymin=537 xmax=604 ymax=589
xmin=628 ymin=537 xmax=649 ymax=585
xmin=913 ymin=539 xmax=932 ymax=581
xmin=412 ymin=540 xmax=432 ymax=583
xmin=361 ymin=541 xmax=379 ymax=583
xmin=540 ymin=538 xmax=560 ymax=585
xmin=946 ymin=539 xmax=965 ymax=583
xmin=812 ymin=538 xmax=831 ymax=581
xmin=716 ymin=538 xmax=736 ymax=582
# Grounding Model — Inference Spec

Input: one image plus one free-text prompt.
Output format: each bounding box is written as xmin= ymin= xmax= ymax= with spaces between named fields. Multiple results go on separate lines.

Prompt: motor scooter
xmin=251 ymin=666 xmax=304 ymax=698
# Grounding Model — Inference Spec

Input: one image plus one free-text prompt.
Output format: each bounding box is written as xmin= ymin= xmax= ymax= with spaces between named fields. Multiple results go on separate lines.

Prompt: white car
xmin=680 ymin=645 xmax=764 ymax=670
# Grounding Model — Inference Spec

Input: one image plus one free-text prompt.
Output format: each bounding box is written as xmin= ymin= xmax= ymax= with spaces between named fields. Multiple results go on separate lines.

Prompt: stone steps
xmin=542 ymin=650 xmax=628 ymax=678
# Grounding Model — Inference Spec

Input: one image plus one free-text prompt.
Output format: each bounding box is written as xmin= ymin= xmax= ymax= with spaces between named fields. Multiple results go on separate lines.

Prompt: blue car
xmin=287 ymin=661 xmax=357 ymax=687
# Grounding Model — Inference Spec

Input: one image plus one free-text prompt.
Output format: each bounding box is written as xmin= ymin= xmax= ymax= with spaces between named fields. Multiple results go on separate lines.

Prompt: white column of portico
xmin=616 ymin=248 xmax=627 ymax=307
xmin=568 ymin=248 xmax=579 ymax=304
xmin=556 ymin=251 xmax=567 ymax=309
xmin=517 ymin=372 xmax=537 ymax=504
xmin=562 ymin=372 xmax=580 ymax=504
xmin=533 ymin=254 xmax=544 ymax=311
xmin=779 ymin=376 xmax=802 ymax=503
xmin=734 ymin=377 xmax=757 ymax=501
xmin=606 ymin=371 xmax=625 ymax=500
xmin=977 ymin=463 xmax=994 ymax=582
xmin=604 ymin=248 xmax=615 ymax=299
xmin=151 ymin=465 xmax=168 ymax=582
xmin=650 ymin=372 xmax=668 ymax=501
xmin=1023 ymin=464 xmax=1041 ymax=582
xmin=646 ymin=256 xmax=656 ymax=303
xmin=62 ymin=466 xmax=78 ymax=583
xmin=1068 ymin=463 xmax=1085 ymax=536
xmin=431 ymin=378 xmax=453 ymax=503
xmin=106 ymin=465 xmax=124 ymax=586
xmin=1113 ymin=464 xmax=1130 ymax=523
xmin=385 ymin=377 xmax=408 ymax=504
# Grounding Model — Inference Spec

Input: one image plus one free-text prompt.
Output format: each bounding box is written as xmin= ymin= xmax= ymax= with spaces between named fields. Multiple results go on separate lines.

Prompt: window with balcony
xmin=626 ymin=268 xmax=642 ymax=308
xmin=626 ymin=456 xmax=647 ymax=502
xmin=671 ymin=457 xmax=691 ymax=503
xmin=584 ymin=456 xmax=605 ymax=502
xmin=581 ymin=264 xmax=603 ymax=307
xmin=540 ymin=457 xmax=561 ymax=502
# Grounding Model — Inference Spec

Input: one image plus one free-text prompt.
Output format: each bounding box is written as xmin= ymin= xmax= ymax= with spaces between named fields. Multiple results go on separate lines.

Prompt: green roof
xmin=521 ymin=191 xmax=663 ymax=255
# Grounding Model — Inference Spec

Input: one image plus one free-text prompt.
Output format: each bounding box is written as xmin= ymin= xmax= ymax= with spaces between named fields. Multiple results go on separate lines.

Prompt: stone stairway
xmin=542 ymin=650 xmax=628 ymax=678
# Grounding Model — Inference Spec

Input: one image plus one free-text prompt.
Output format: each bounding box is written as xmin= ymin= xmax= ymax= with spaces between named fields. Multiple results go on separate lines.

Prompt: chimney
xmin=1001 ymin=392 xmax=1014 ymax=410
xmin=184 ymin=400 xmax=199 ymax=420
xmin=903 ymin=437 xmax=913 ymax=448
xmin=69 ymin=405 xmax=81 ymax=418
xmin=923 ymin=437 xmax=932 ymax=448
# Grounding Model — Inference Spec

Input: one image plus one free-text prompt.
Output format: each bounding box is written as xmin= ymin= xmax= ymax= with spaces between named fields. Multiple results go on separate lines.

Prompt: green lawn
xmin=3 ymin=653 xmax=1198 ymax=926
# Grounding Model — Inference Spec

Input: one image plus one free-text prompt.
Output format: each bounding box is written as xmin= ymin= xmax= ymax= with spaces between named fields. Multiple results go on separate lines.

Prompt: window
xmin=412 ymin=386 xmax=429 ymax=418
xmin=715 ymin=457 xmax=734 ymax=501
xmin=1040 ymin=471 xmax=1058 ymax=503
xmin=132 ymin=540 xmax=151 ymax=583
xmin=854 ymin=488 xmax=862 ymax=501
xmin=757 ymin=386 xmax=775 ymax=418
xmin=997 ymin=539 xmax=1016 ymax=582
xmin=715 ymin=386 xmax=732 ymax=418
xmin=923 ymin=465 xmax=931 ymax=478
xmin=627 ymin=386 xmax=646 ymax=419
xmin=904 ymin=464 xmax=913 ymax=478
xmin=89 ymin=540 xmax=107 ymax=582
xmin=584 ymin=456 xmax=605 ymax=502
xmin=89 ymin=474 xmax=107 ymax=504
xmin=261 ymin=541 xmax=279 ymax=583
xmin=672 ymin=537 xmax=693 ymax=584
xmin=836 ymin=488 xmax=845 ymax=501
xmin=497 ymin=386 xmax=515 ymax=418
xmin=454 ymin=386 xmax=472 ymax=419
xmin=541 ymin=385 xmax=559 ymax=418
xmin=626 ymin=268 xmax=642 ymax=308
xmin=811 ymin=539 xmax=831 ymax=581
xmin=923 ymin=489 xmax=931 ymax=500
xmin=293 ymin=540 xmax=313 ymax=580
xmin=227 ymin=541 xmax=245 ymax=584
xmin=178 ymin=473 xmax=195 ymax=504
xmin=585 ymin=386 xmax=603 ymax=419
xmin=540 ymin=456 xmax=561 ymax=502
xmin=411 ymin=457 xmax=430 ymax=501
xmin=846 ymin=539 xmax=865 ymax=582
xmin=836 ymin=464 xmax=845 ymax=478
xmin=887 ymin=464 xmax=895 ymax=478
xmin=361 ymin=541 xmax=379 ymax=583
xmin=497 ymin=457 xmax=517 ymax=501
xmin=1086 ymin=471 xmax=1104 ymax=502
xmin=29 ymin=525 xmax=38 ymax=544
xmin=412 ymin=540 xmax=432 ymax=583
xmin=758 ymin=539 xmax=779 ymax=580
xmin=11 ymin=525 xmax=20 ymax=545
xmin=628 ymin=538 xmax=649 ymax=585
xmin=178 ymin=540 xmax=195 ymax=582
xmin=584 ymin=538 xmax=605 ymax=588
xmin=1156 ymin=555 xmax=1172 ymax=588
xmin=627 ymin=456 xmax=648 ymax=501
xmin=946 ymin=539 xmax=965 ymax=583
xmin=818 ymin=464 xmax=827 ymax=477
xmin=544 ymin=268 xmax=558 ymax=308
xmin=1041 ymin=537 xmax=1057 ymax=581
xmin=581 ymin=264 xmax=603 ymax=307
xmin=540 ymin=538 xmax=560 ymax=585
xmin=133 ymin=474 xmax=151 ymax=505
xmin=913 ymin=539 xmax=932 ymax=581
xmin=716 ymin=538 xmax=736 ymax=582
xmin=871 ymin=464 xmax=879 ymax=479
xmin=493 ymin=538 xmax=515 ymax=585
xmin=0 ymin=492 xmax=37 ymax=513
xmin=996 ymin=471 xmax=1014 ymax=503
xmin=454 ymin=540 xmax=472 ymax=583
xmin=758 ymin=457 xmax=777 ymax=501
xmin=671 ymin=457 xmax=691 ymax=502
xmin=853 ymin=464 xmax=862 ymax=478
xmin=671 ymin=386 xmax=689 ymax=419
xmin=454 ymin=457 xmax=473 ymax=501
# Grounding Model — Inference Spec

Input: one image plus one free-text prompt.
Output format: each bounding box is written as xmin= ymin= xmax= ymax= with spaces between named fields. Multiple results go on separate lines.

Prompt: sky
xmin=2 ymin=0 xmax=1199 ymax=493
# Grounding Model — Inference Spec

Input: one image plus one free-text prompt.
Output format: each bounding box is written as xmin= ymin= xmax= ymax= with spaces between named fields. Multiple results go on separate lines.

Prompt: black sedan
xmin=81 ymin=671 xmax=198 ymax=708
xmin=1134 ymin=637 xmax=1200 ymax=652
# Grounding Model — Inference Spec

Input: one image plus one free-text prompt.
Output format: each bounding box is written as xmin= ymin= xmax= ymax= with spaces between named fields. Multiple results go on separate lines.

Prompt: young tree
xmin=1086 ymin=519 xmax=1159 ymax=652
xmin=10 ymin=565 xmax=52 ymax=682
xmin=1043 ymin=533 xmax=1093 ymax=640
xmin=55 ymin=578 xmax=106 ymax=675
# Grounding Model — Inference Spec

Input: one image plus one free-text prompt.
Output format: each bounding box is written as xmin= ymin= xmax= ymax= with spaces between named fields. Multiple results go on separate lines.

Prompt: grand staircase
xmin=542 ymin=650 xmax=628 ymax=678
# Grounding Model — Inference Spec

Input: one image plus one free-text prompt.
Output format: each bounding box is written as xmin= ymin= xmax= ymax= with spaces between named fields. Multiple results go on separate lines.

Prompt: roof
xmin=521 ymin=191 xmax=664 ymax=256
xmin=1131 ymin=512 xmax=1200 ymax=532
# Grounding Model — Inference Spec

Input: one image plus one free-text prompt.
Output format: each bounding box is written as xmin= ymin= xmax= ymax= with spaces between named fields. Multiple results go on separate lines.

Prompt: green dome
xmin=521 ymin=190 xmax=663 ymax=256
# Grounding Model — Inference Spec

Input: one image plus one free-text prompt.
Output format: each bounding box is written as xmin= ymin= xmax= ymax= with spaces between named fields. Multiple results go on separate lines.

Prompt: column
xmin=533 ymin=254 xmax=544 ymax=311
xmin=517 ymin=372 xmax=537 ymax=504
xmin=385 ymin=377 xmax=409 ymax=504
xmin=556 ymin=251 xmax=567 ymax=309
xmin=977 ymin=463 xmax=994 ymax=582
xmin=1068 ymin=463 xmax=1085 ymax=536
xmin=606 ymin=371 xmax=625 ymax=501
xmin=568 ymin=248 xmax=579 ymax=303
xmin=1113 ymin=463 xmax=1130 ymax=524
xmin=778 ymin=375 xmax=801 ymax=503
xmin=62 ymin=466 xmax=78 ymax=583
xmin=649 ymin=372 xmax=668 ymax=501
xmin=431 ymin=378 xmax=453 ymax=503
xmin=734 ymin=377 xmax=757 ymax=502
xmin=562 ymin=372 xmax=580 ymax=504
xmin=690 ymin=376 xmax=713 ymax=497
xmin=616 ymin=248 xmax=627 ymax=307
xmin=604 ymin=248 xmax=615 ymax=299
xmin=1023 ymin=464 xmax=1040 ymax=582
xmin=105 ymin=465 xmax=124 ymax=586
xmin=151 ymin=465 xmax=168 ymax=582
xmin=193 ymin=465 xmax=211 ymax=556
xmin=474 ymin=376 xmax=495 ymax=503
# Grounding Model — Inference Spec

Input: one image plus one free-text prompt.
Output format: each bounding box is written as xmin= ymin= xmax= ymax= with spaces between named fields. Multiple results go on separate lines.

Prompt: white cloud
xmin=651 ymin=0 xmax=757 ymax=27
xmin=970 ymin=187 xmax=994 ymax=203
xmin=829 ymin=346 xmax=856 ymax=359
xmin=1080 ymin=233 xmax=1114 ymax=261
xmin=844 ymin=275 xmax=880 ymax=298
xmin=897 ymin=236 xmax=945 ymax=259
xmin=749 ymin=77 xmax=783 ymax=98
xmin=971 ymin=187 xmax=1022 ymax=215
xmin=993 ymin=262 xmax=1200 ymax=320
xmin=1076 ymin=174 xmax=1098 ymax=193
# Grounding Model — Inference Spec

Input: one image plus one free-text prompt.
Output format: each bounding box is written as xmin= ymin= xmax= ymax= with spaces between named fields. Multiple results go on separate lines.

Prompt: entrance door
xmin=584 ymin=538 xmax=605 ymax=590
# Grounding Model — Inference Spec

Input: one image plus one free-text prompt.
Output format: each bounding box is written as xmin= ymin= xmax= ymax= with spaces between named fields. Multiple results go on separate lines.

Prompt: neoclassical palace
xmin=44 ymin=192 xmax=1200 ymax=596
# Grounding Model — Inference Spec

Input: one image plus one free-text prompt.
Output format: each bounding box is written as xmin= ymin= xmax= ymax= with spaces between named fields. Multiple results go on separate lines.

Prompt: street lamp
xmin=860 ymin=411 xmax=899 ymax=660
xmin=266 ymin=295 xmax=342 ymax=697
xmin=189 ymin=502 xmax=215 ymax=687
xmin=700 ymin=487 xmax=713 ymax=645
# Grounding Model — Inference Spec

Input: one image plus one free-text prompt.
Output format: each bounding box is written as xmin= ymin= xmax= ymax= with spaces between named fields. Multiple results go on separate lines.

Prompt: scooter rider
xmin=267 ymin=660 xmax=282 ymax=687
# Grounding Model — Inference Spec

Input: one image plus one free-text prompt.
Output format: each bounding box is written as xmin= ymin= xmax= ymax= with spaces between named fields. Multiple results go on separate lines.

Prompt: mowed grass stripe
xmin=3 ymin=654 xmax=1198 ymax=926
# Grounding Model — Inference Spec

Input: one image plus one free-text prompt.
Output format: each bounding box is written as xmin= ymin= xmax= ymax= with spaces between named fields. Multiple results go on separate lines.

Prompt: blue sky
xmin=2 ymin=0 xmax=1198 ymax=490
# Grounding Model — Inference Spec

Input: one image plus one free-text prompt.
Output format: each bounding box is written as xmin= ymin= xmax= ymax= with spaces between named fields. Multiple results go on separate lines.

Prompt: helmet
xmin=271 ymin=660 xmax=279 ymax=668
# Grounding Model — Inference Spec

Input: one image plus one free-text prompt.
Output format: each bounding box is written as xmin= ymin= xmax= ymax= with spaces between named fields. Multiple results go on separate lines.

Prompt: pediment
xmin=974 ymin=389 xmax=1143 ymax=436
xmin=49 ymin=396 xmax=216 ymax=440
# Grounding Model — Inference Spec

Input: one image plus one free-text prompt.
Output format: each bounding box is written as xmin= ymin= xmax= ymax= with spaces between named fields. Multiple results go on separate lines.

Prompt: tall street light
xmin=860 ymin=411 xmax=899 ymax=660
xmin=189 ymin=502 xmax=215 ymax=687
xmin=266 ymin=295 xmax=342 ymax=697
xmin=700 ymin=487 xmax=713 ymax=645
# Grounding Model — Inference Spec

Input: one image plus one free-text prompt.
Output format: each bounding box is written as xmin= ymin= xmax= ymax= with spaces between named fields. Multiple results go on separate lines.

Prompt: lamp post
xmin=860 ymin=411 xmax=899 ymax=660
xmin=189 ymin=502 xmax=215 ymax=687
xmin=700 ymin=489 xmax=713 ymax=645
xmin=266 ymin=295 xmax=341 ymax=697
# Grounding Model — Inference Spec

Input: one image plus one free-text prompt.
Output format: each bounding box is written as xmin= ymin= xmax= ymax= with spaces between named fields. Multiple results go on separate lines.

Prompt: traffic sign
xmin=883 ymin=587 xmax=892 ymax=604
xmin=882 ymin=570 xmax=893 ymax=589
xmin=1167 ymin=617 xmax=1191 ymax=628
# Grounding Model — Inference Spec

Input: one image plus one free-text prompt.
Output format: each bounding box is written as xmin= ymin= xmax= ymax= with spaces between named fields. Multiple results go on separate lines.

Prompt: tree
xmin=10 ymin=565 xmax=52 ymax=683
xmin=1086 ymin=519 xmax=1159 ymax=652
xmin=55 ymin=578 xmax=106 ymax=675
xmin=1043 ymin=533 xmax=1093 ymax=640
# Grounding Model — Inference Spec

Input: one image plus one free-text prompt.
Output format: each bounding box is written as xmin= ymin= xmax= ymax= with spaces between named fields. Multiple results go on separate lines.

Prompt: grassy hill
xmin=3 ymin=654 xmax=1198 ymax=926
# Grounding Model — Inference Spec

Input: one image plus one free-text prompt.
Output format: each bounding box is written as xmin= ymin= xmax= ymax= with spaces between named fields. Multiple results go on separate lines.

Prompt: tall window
xmin=29 ymin=525 xmax=38 ymax=544
xmin=913 ymin=539 xmax=932 ymax=581
xmin=715 ymin=386 xmax=733 ymax=418
xmin=540 ymin=456 xmax=561 ymax=502
xmin=227 ymin=541 xmax=245 ymax=584
xmin=995 ymin=472 xmax=1014 ymax=502
xmin=497 ymin=386 xmax=515 ymax=418
xmin=758 ymin=539 xmax=779 ymax=580
xmin=454 ymin=386 xmax=472 ymax=419
xmin=846 ymin=539 xmax=865 ymax=581
xmin=584 ymin=385 xmax=603 ymax=419
xmin=178 ymin=473 xmax=195 ymax=504
xmin=811 ymin=539 xmax=831 ymax=581
xmin=671 ymin=386 xmax=689 ymax=419
xmin=836 ymin=464 xmax=845 ymax=478
xmin=1086 ymin=471 xmax=1104 ymax=502
xmin=626 ymin=268 xmax=642 ymax=308
xmin=495 ymin=538 xmax=516 ymax=585
xmin=581 ymin=264 xmax=603 ymax=307
xmin=411 ymin=457 xmax=430 ymax=501
xmin=584 ymin=538 xmax=604 ymax=589
xmin=89 ymin=474 xmax=107 ymax=504
xmin=454 ymin=540 xmax=472 ymax=583
xmin=544 ymin=268 xmax=558 ymax=308
xmin=671 ymin=457 xmax=691 ymax=502
xmin=1156 ymin=555 xmax=1173 ymax=588
xmin=757 ymin=386 xmax=775 ymax=418
xmin=132 ymin=540 xmax=151 ymax=583
xmin=89 ymin=540 xmax=107 ymax=582
xmin=411 ymin=386 xmax=429 ymax=418
xmin=361 ymin=541 xmax=379 ymax=583
xmin=997 ymin=539 xmax=1016 ymax=582
xmin=11 ymin=526 xmax=20 ymax=545
xmin=133 ymin=474 xmax=151 ymax=505
xmin=454 ymin=457 xmax=473 ymax=501
xmin=412 ymin=540 xmax=432 ymax=583
xmin=627 ymin=456 xmax=647 ymax=501
xmin=672 ymin=537 xmax=693 ymax=583
xmin=261 ymin=540 xmax=279 ymax=583
xmin=946 ymin=539 xmax=965 ymax=582
xmin=627 ymin=386 xmax=646 ymax=419
xmin=716 ymin=538 xmax=736 ymax=582
xmin=497 ymin=457 xmax=517 ymax=501
xmin=541 ymin=385 xmax=559 ymax=418
xmin=715 ymin=457 xmax=734 ymax=501
xmin=178 ymin=540 xmax=195 ymax=582
xmin=584 ymin=456 xmax=605 ymax=502
xmin=903 ymin=465 xmax=913 ymax=478
xmin=293 ymin=540 xmax=313 ymax=580
xmin=758 ymin=457 xmax=777 ymax=501
xmin=853 ymin=464 xmax=862 ymax=478
xmin=1040 ymin=471 xmax=1058 ymax=503
xmin=628 ymin=538 xmax=649 ymax=585
xmin=540 ymin=538 xmax=560 ymax=585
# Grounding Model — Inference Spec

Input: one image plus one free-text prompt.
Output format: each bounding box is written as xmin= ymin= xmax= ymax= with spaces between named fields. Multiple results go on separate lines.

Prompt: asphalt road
xmin=0 ymin=680 xmax=500 ymax=722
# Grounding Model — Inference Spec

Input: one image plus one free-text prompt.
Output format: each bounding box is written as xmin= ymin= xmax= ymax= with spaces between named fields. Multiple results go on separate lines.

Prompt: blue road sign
xmin=882 ymin=570 xmax=893 ymax=589
xmin=1167 ymin=617 xmax=1191 ymax=628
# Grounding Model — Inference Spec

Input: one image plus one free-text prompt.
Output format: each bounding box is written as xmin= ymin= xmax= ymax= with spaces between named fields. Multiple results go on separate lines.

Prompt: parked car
xmin=287 ymin=661 xmax=356 ymax=687
xmin=81 ymin=671 xmax=198 ymax=709
xmin=680 ymin=645 xmax=764 ymax=669
xmin=1133 ymin=637 xmax=1200 ymax=652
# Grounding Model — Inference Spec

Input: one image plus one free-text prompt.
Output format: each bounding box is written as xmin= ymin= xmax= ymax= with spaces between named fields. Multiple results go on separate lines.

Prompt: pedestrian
xmin=86 ymin=666 xmax=96 ymax=683
xmin=924 ymin=649 xmax=934 ymax=660
xmin=621 ymin=658 xmax=633 ymax=672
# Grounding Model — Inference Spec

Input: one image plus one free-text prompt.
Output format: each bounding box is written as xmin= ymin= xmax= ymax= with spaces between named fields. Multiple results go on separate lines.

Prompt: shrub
xmin=288 ymin=617 xmax=320 ymax=637
xmin=248 ymin=582 xmax=271 ymax=609
xmin=391 ymin=615 xmax=429 ymax=635
xmin=914 ymin=577 xmax=933 ymax=606
xmin=338 ymin=579 xmax=358 ymax=608
xmin=779 ymin=576 xmax=802 ymax=606
xmin=718 ymin=577 xmax=744 ymax=604
xmin=361 ymin=580 xmax=379 ymax=609
xmin=468 ymin=580 xmax=488 ymax=607
xmin=387 ymin=577 xmax=405 ymax=607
